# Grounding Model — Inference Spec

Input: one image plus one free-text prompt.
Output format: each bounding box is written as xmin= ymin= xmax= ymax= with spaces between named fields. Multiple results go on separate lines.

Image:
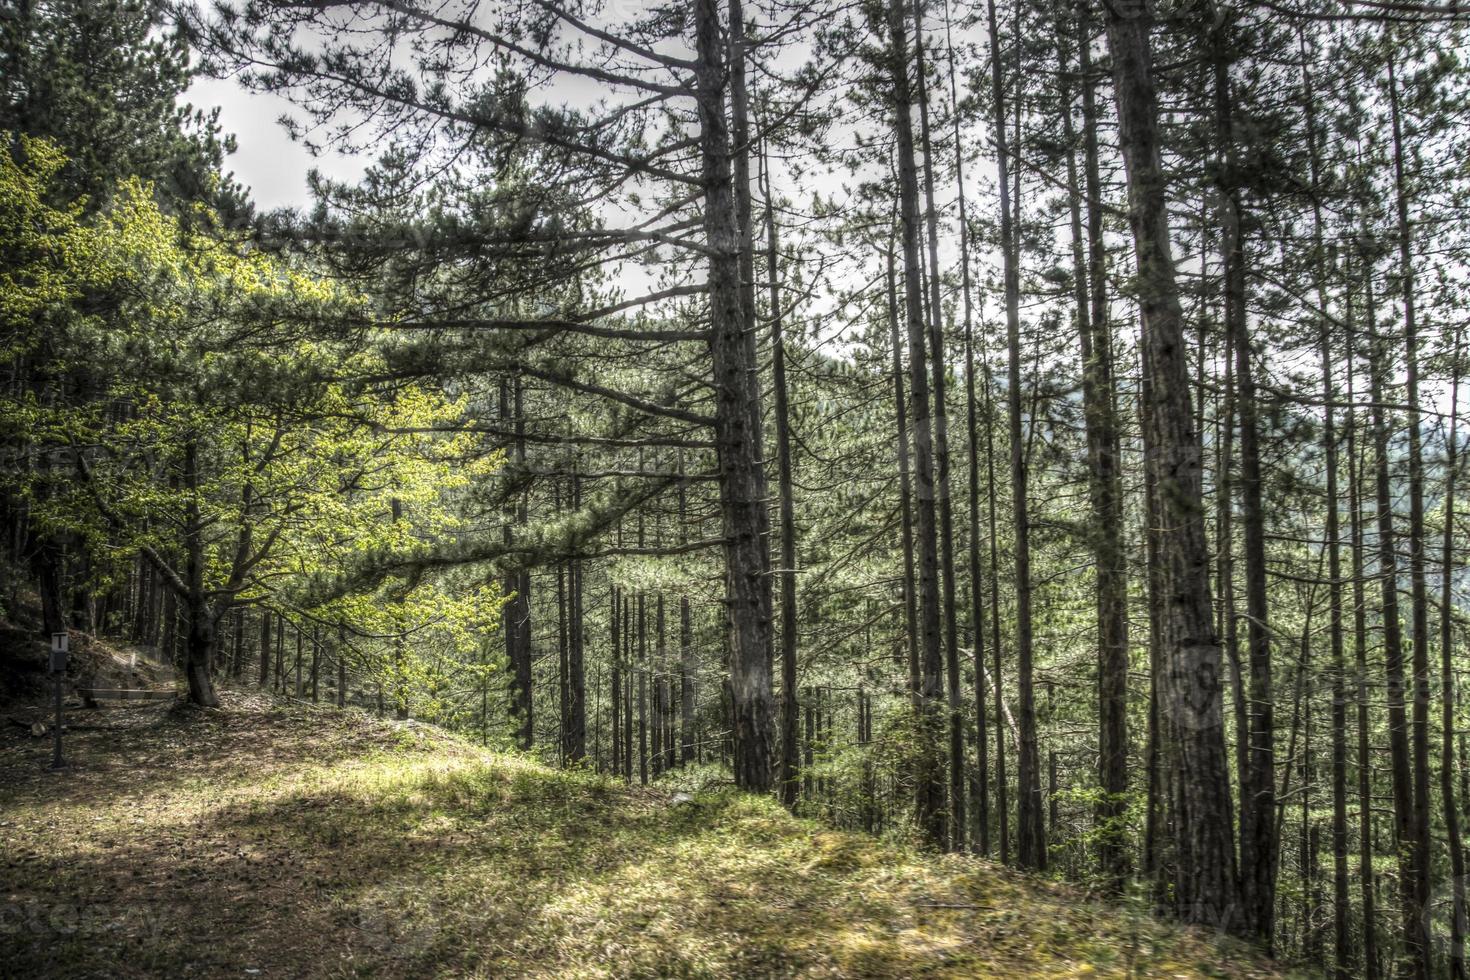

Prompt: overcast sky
xmin=188 ymin=75 xmax=364 ymax=212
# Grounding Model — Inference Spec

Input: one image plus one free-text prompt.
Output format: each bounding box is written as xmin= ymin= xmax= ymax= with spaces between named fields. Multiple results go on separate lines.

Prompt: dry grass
xmin=0 ymin=692 xmax=1292 ymax=978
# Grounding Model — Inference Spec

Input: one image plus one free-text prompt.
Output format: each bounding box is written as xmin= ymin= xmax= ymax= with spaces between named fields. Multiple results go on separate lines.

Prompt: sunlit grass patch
xmin=0 ymin=695 xmax=1292 ymax=978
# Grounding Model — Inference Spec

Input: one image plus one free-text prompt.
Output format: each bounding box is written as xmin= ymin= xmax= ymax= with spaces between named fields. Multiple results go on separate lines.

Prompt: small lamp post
xmin=49 ymin=632 xmax=67 ymax=771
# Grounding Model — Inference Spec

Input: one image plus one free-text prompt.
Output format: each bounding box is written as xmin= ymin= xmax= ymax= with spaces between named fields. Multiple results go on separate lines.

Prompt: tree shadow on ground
xmin=0 ymin=699 xmax=1284 ymax=979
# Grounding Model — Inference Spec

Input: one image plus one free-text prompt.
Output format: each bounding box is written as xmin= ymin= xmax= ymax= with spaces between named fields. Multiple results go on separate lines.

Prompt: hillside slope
xmin=0 ymin=694 xmax=1287 ymax=978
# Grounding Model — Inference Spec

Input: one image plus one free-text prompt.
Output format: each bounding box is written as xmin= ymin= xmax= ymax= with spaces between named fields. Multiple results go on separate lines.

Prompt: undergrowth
xmin=0 ymin=692 xmax=1292 ymax=978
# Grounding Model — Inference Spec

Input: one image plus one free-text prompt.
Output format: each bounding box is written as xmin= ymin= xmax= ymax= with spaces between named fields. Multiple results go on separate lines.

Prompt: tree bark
xmin=310 ymin=627 xmax=320 ymax=703
xmin=1066 ymin=2 xmax=1129 ymax=888
xmin=911 ymin=0 xmax=965 ymax=852
xmin=1439 ymin=325 xmax=1466 ymax=980
xmin=881 ymin=0 xmax=946 ymax=847
xmin=987 ymin=0 xmax=1043 ymax=871
xmin=885 ymin=233 xmax=921 ymax=702
xmin=1210 ymin=26 xmax=1275 ymax=946
xmin=638 ymin=589 xmax=648 ymax=785
xmin=512 ymin=379 xmax=534 ymax=750
xmin=611 ymin=585 xmax=623 ymax=777
xmin=557 ymin=552 xmax=569 ymax=765
xmin=679 ymin=468 xmax=697 ymax=765
xmin=390 ymin=494 xmax=409 ymax=719
xmin=258 ymin=608 xmax=272 ymax=688
xmin=624 ymin=592 xmax=634 ymax=778
xmin=1140 ymin=343 xmax=1169 ymax=911
xmin=337 ymin=625 xmax=347 ymax=709
xmin=181 ymin=438 xmax=219 ymax=708
xmin=1300 ymin=42 xmax=1350 ymax=973
xmin=567 ymin=475 xmax=587 ymax=763
xmin=984 ymin=343 xmax=1009 ymax=865
xmin=1387 ymin=51 xmax=1433 ymax=980
xmin=1364 ymin=257 xmax=1426 ymax=977
xmin=1101 ymin=0 xmax=1240 ymax=931
xmin=693 ymin=0 xmax=775 ymax=791
xmin=944 ymin=0 xmax=989 ymax=855
xmin=762 ymin=142 xmax=802 ymax=811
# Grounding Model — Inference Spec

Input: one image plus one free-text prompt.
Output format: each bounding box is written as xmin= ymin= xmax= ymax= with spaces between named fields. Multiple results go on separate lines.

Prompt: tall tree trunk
xmin=1066 ymin=2 xmax=1129 ymax=888
xmin=762 ymin=143 xmax=803 ymax=810
xmin=624 ymin=592 xmax=634 ymax=778
xmin=1345 ymin=292 xmax=1379 ymax=980
xmin=985 ymin=345 xmax=1009 ymax=865
xmin=567 ymin=474 xmax=587 ymax=763
xmin=1387 ymin=50 xmax=1433 ymax=980
xmin=258 ymin=608 xmax=272 ymax=688
xmin=987 ymin=0 xmax=1043 ymax=870
xmin=803 ymin=686 xmax=815 ymax=801
xmin=1300 ymin=41 xmax=1349 ymax=973
xmin=679 ymin=468 xmax=697 ymax=765
xmin=337 ymin=625 xmax=347 ymax=709
xmin=1440 ymin=326 xmax=1467 ymax=979
xmin=181 ymin=438 xmax=218 ymax=708
xmin=131 ymin=552 xmax=152 ymax=644
xmin=182 ymin=593 xmax=217 ymax=707
xmin=662 ymin=597 xmax=675 ymax=773
xmin=1215 ymin=299 xmax=1250 ymax=824
xmin=886 ymin=233 xmax=921 ymax=701
xmin=961 ymin=228 xmax=991 ymax=858
xmin=1316 ymin=202 xmax=1351 ymax=980
xmin=1211 ymin=28 xmax=1275 ymax=947
xmin=881 ymin=0 xmax=946 ymax=847
xmin=1140 ymin=334 xmax=1174 ymax=914
xmin=511 ymin=379 xmax=534 ymax=750
xmin=945 ymin=0 xmax=989 ymax=855
xmin=388 ymin=494 xmax=409 ymax=719
xmin=231 ymin=608 xmax=245 ymax=679
xmin=310 ymin=627 xmax=320 ymax=703
xmin=638 ymin=589 xmax=649 ymax=785
xmin=1102 ymin=0 xmax=1239 ymax=931
xmin=727 ymin=0 xmax=765 ymax=478
xmin=558 ymin=552 xmax=569 ymax=765
xmin=1364 ymin=259 xmax=1426 ymax=976
xmin=1346 ymin=279 xmax=1375 ymax=975
xmin=694 ymin=0 xmax=775 ymax=791
xmin=911 ymin=0 xmax=965 ymax=852
xmin=611 ymin=585 xmax=623 ymax=777
xmin=653 ymin=594 xmax=664 ymax=777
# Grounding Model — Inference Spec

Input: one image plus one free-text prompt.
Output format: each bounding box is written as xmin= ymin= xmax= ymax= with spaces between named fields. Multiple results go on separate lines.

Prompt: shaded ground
xmin=0 ymin=692 xmax=1290 ymax=978
xmin=1 ymin=624 xmax=173 ymax=725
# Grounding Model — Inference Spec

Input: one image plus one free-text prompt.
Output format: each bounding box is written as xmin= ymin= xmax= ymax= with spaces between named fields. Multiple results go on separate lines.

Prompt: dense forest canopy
xmin=2 ymin=0 xmax=1469 ymax=975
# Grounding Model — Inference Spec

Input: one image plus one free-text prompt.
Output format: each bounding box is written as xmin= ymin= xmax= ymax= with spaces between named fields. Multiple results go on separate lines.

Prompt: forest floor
xmin=0 ymin=691 xmax=1296 ymax=979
